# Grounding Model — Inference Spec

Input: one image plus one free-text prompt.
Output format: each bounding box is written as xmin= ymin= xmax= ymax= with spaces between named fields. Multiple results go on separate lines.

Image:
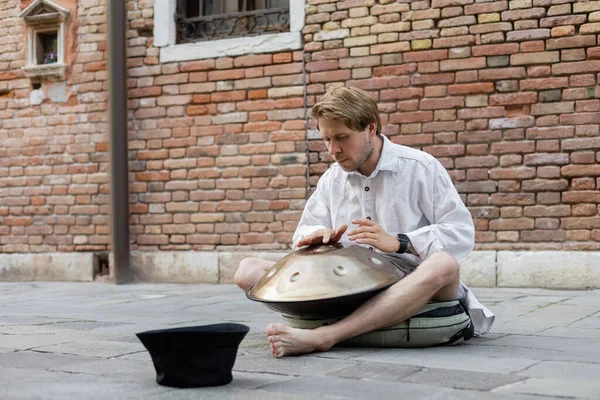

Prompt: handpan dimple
xmin=290 ymin=272 xmax=300 ymax=282
xmin=333 ymin=265 xmax=346 ymax=276
xmin=370 ymin=257 xmax=383 ymax=266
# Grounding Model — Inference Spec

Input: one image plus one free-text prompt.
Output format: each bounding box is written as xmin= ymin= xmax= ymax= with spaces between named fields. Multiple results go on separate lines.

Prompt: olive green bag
xmin=282 ymin=300 xmax=473 ymax=348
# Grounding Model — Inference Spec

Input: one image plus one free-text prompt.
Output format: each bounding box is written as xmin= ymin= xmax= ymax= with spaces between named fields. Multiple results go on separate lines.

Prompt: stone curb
xmin=2 ymin=251 xmax=600 ymax=289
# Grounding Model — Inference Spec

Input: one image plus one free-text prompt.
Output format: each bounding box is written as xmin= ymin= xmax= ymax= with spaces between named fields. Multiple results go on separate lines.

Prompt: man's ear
xmin=369 ymin=122 xmax=377 ymax=135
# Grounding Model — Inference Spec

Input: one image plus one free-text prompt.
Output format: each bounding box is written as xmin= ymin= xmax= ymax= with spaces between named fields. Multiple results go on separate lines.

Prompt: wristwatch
xmin=396 ymin=233 xmax=412 ymax=254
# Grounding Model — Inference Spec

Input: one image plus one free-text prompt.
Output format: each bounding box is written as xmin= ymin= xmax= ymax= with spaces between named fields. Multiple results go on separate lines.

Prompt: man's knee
xmin=422 ymin=251 xmax=460 ymax=289
xmin=234 ymin=257 xmax=266 ymax=290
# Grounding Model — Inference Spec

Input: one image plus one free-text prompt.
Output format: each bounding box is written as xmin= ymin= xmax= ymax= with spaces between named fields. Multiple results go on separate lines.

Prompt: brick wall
xmin=1 ymin=0 xmax=600 ymax=255
xmin=305 ymin=0 xmax=600 ymax=252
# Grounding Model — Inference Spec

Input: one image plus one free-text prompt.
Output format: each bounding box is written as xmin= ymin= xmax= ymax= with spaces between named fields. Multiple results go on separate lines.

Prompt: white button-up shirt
xmin=293 ymin=135 xmax=495 ymax=335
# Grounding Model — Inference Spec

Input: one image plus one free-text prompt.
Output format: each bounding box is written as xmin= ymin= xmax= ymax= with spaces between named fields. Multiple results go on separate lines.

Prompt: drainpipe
xmin=107 ymin=0 xmax=131 ymax=283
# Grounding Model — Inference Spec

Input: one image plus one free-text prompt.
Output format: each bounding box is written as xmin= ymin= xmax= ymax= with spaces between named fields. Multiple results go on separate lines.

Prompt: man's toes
xmin=268 ymin=335 xmax=280 ymax=343
xmin=266 ymin=323 xmax=280 ymax=336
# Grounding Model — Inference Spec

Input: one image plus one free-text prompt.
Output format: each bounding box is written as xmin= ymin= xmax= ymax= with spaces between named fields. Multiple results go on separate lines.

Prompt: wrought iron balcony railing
xmin=175 ymin=7 xmax=290 ymax=44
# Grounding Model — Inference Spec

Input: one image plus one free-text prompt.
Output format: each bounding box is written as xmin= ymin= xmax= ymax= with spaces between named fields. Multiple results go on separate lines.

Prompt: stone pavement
xmin=0 ymin=282 xmax=599 ymax=400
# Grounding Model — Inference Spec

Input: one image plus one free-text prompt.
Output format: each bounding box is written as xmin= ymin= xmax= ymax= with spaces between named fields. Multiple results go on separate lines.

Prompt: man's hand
xmin=348 ymin=218 xmax=399 ymax=253
xmin=296 ymin=224 xmax=348 ymax=248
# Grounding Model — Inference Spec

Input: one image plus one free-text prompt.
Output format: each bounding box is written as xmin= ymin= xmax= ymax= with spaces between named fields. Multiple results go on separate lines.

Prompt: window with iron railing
xmin=176 ymin=0 xmax=290 ymax=44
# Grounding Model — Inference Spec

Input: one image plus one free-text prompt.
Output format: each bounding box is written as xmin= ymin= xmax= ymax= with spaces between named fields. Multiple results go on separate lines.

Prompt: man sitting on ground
xmin=234 ymin=86 xmax=495 ymax=358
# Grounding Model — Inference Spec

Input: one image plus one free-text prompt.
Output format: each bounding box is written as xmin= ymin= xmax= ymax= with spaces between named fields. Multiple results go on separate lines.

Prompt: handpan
xmin=246 ymin=244 xmax=409 ymax=319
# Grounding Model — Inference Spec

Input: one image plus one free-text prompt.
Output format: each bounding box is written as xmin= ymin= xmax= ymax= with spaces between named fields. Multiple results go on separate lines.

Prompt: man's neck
xmin=358 ymin=135 xmax=384 ymax=177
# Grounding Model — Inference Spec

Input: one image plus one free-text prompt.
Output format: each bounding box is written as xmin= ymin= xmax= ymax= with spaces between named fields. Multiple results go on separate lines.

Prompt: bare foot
xmin=266 ymin=323 xmax=334 ymax=358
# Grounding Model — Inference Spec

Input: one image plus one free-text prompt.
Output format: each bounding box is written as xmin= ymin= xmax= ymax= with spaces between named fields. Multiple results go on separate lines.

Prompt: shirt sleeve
xmin=405 ymin=158 xmax=475 ymax=261
xmin=291 ymin=171 xmax=333 ymax=250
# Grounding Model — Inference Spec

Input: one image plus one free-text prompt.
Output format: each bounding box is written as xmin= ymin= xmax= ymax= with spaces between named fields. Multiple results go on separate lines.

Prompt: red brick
xmin=547 ymin=36 xmax=597 ymax=50
xmin=180 ymin=60 xmax=216 ymax=72
xmin=374 ymin=64 xmax=418 ymax=77
xmin=210 ymin=91 xmax=246 ymax=103
xmin=136 ymin=171 xmax=170 ymax=181
xmin=560 ymin=112 xmax=600 ymax=125
xmin=552 ymin=61 xmax=600 ymax=75
xmin=440 ymin=57 xmax=487 ymax=71
xmin=587 ymin=47 xmax=600 ymax=60
xmin=520 ymin=41 xmax=545 ymax=53
xmin=420 ymin=97 xmax=464 ymax=110
xmin=4 ymin=217 xmax=32 ymax=226
xmin=311 ymin=48 xmax=349 ymax=61
xmin=448 ymin=83 xmax=494 ymax=95
xmin=479 ymin=67 xmax=526 ymax=80
xmin=349 ymin=78 xmax=391 ymax=90
xmin=511 ymin=51 xmax=559 ymax=65
xmin=310 ymin=70 xmax=351 ymax=83
xmin=491 ymin=193 xmax=535 ymax=206
xmin=234 ymin=54 xmax=273 ymax=67
xmin=570 ymin=74 xmax=597 ymax=87
xmin=411 ymin=73 xmax=455 ymax=86
xmin=248 ymin=89 xmax=267 ymax=99
xmin=390 ymin=111 xmax=433 ymax=123
xmin=273 ymin=53 xmax=293 ymax=63
xmin=490 ymin=92 xmax=537 ymax=105
xmin=520 ymin=77 xmax=569 ymax=90
xmin=541 ymin=14 xmax=586 ymax=28
xmin=192 ymin=94 xmax=211 ymax=104
xmin=128 ymin=86 xmax=161 ymax=98
xmin=423 ymin=120 xmax=465 ymax=133
xmin=527 ymin=66 xmax=551 ymax=77
xmin=465 ymin=1 xmax=508 ymax=14
xmin=458 ymin=107 xmax=506 ymax=119
xmin=433 ymin=35 xmax=476 ymax=49
xmin=551 ymin=25 xmax=575 ymax=37
xmin=208 ymin=69 xmax=244 ymax=81
xmin=471 ymin=43 xmax=519 ymax=56
xmin=305 ymin=60 xmax=339 ymax=72
xmin=380 ymin=88 xmax=424 ymax=101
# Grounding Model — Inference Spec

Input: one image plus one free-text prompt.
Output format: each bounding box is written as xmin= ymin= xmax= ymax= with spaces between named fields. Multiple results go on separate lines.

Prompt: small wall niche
xmin=20 ymin=0 xmax=69 ymax=81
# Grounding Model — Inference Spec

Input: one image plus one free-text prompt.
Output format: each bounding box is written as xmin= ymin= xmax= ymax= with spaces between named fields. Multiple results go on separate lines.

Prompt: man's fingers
xmin=348 ymin=232 xmax=377 ymax=241
xmin=331 ymin=224 xmax=348 ymax=241
xmin=348 ymin=226 xmax=377 ymax=236
xmin=352 ymin=218 xmax=375 ymax=226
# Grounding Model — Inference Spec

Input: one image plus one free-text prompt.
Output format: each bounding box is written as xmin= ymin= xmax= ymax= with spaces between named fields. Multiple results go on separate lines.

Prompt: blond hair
xmin=311 ymin=86 xmax=381 ymax=135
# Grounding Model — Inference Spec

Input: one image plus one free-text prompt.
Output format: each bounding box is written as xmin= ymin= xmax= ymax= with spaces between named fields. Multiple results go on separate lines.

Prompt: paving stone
xmin=440 ymin=389 xmax=561 ymax=400
xmin=399 ymin=367 xmax=527 ymax=390
xmin=0 ymin=347 xmax=15 ymax=353
xmin=146 ymin=387 xmax=315 ymax=400
xmin=52 ymin=357 xmax=155 ymax=379
xmin=34 ymin=339 xmax=145 ymax=358
xmin=494 ymin=377 xmax=600 ymax=398
xmin=570 ymin=316 xmax=600 ymax=329
xmin=482 ymin=334 xmax=600 ymax=354
xmin=355 ymin=349 xmax=539 ymax=374
xmin=0 ymin=350 xmax=92 ymax=370
xmin=260 ymin=375 xmax=451 ymax=398
xmin=517 ymin=360 xmax=600 ymax=380
xmin=233 ymin=354 xmax=358 ymax=376
xmin=0 ymin=367 xmax=170 ymax=400
xmin=327 ymin=361 xmax=422 ymax=381
xmin=539 ymin=327 xmax=600 ymax=340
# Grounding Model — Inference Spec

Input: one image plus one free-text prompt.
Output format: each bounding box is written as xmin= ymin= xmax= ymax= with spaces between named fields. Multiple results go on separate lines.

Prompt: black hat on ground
xmin=136 ymin=323 xmax=250 ymax=388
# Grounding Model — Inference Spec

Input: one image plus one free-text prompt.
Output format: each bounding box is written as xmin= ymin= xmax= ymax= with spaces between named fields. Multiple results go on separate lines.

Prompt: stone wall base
xmin=1 ymin=251 xmax=599 ymax=289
